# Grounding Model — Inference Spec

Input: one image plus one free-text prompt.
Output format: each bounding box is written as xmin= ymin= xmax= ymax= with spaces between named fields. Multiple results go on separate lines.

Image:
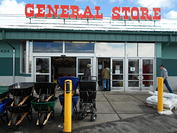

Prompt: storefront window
xmin=65 ymin=42 xmax=94 ymax=53
xmin=36 ymin=58 xmax=49 ymax=73
xmin=126 ymin=43 xmax=138 ymax=57
xmin=78 ymin=59 xmax=91 ymax=79
xmin=33 ymin=41 xmax=63 ymax=53
xmin=96 ymin=43 xmax=125 ymax=57
xmin=138 ymin=43 xmax=155 ymax=57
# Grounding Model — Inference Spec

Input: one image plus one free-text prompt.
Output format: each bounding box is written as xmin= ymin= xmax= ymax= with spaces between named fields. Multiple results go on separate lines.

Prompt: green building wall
xmin=0 ymin=41 xmax=21 ymax=76
xmin=156 ymin=43 xmax=177 ymax=77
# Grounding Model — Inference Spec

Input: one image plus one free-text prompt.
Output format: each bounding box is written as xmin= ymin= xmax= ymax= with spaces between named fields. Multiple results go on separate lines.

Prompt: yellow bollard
xmin=64 ymin=80 xmax=72 ymax=133
xmin=157 ymin=77 xmax=164 ymax=113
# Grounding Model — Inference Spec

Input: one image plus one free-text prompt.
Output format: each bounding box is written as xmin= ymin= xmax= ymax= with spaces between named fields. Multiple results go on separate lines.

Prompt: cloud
xmin=137 ymin=0 xmax=175 ymax=8
xmin=74 ymin=0 xmax=97 ymax=5
xmin=0 ymin=0 xmax=27 ymax=25
xmin=0 ymin=0 xmax=25 ymax=14
xmin=166 ymin=10 xmax=177 ymax=19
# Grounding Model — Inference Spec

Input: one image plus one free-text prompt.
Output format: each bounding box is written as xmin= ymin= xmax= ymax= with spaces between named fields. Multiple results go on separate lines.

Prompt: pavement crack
xmin=129 ymin=94 xmax=146 ymax=104
xmin=102 ymin=92 xmax=122 ymax=120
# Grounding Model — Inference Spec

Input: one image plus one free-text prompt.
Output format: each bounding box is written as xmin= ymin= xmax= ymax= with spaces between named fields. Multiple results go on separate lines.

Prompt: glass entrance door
xmin=127 ymin=59 xmax=140 ymax=90
xmin=111 ymin=59 xmax=124 ymax=91
xmin=141 ymin=59 xmax=154 ymax=90
xmin=127 ymin=58 xmax=154 ymax=91
xmin=97 ymin=58 xmax=110 ymax=90
xmin=35 ymin=57 xmax=51 ymax=82
xmin=77 ymin=58 xmax=92 ymax=80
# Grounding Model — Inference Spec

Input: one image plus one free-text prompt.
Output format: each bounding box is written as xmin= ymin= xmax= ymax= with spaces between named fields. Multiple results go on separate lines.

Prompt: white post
xmin=26 ymin=41 xmax=29 ymax=73
xmin=12 ymin=49 xmax=15 ymax=83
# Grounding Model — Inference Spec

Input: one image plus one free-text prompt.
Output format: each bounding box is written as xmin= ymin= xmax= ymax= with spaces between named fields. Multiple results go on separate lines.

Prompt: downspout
xmin=7 ymin=42 xmax=16 ymax=84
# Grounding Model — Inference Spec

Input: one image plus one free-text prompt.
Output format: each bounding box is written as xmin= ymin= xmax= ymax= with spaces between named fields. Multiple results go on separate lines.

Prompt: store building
xmin=0 ymin=17 xmax=177 ymax=91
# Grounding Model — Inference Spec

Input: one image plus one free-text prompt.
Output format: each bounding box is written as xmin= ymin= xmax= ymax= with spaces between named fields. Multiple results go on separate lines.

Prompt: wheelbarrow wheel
xmin=11 ymin=113 xmax=18 ymax=126
xmin=38 ymin=113 xmax=46 ymax=127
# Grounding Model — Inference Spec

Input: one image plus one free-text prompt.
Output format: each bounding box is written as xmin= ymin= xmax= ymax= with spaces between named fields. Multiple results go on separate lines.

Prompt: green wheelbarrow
xmin=31 ymin=97 xmax=57 ymax=127
xmin=32 ymin=82 xmax=57 ymax=127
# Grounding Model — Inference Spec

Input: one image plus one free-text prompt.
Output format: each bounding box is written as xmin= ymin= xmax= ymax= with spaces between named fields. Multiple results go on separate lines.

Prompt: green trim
xmin=1 ymin=28 xmax=177 ymax=35
xmin=18 ymin=73 xmax=31 ymax=77
xmin=1 ymin=28 xmax=177 ymax=42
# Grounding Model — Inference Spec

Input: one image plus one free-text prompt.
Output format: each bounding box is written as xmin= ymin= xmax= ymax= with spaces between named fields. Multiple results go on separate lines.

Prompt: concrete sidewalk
xmin=0 ymin=91 xmax=173 ymax=133
xmin=72 ymin=91 xmax=155 ymax=129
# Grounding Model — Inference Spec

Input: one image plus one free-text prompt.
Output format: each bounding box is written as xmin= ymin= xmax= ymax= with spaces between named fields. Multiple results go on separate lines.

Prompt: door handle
xmin=142 ymin=76 xmax=144 ymax=80
xmin=138 ymin=76 xmax=143 ymax=80
xmin=137 ymin=76 xmax=140 ymax=80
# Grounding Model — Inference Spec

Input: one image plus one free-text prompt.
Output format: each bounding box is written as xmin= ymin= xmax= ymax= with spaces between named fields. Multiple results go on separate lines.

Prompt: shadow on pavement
xmin=73 ymin=113 xmax=177 ymax=133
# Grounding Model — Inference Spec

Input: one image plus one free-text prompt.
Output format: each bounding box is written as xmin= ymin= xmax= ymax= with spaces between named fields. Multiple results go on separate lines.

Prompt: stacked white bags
xmin=146 ymin=91 xmax=177 ymax=110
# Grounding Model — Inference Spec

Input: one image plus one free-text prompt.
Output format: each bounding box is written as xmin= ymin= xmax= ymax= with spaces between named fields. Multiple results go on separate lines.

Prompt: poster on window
xmin=130 ymin=67 xmax=135 ymax=72
xmin=115 ymin=70 xmax=120 ymax=74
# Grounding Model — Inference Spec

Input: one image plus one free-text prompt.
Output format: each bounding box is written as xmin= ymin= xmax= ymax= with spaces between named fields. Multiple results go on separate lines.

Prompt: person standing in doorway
xmin=160 ymin=65 xmax=173 ymax=93
xmin=83 ymin=64 xmax=91 ymax=80
xmin=102 ymin=66 xmax=110 ymax=91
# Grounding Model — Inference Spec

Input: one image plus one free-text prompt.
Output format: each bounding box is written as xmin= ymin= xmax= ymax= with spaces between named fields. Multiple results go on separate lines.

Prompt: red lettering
xmin=36 ymin=4 xmax=45 ymax=18
xmin=153 ymin=8 xmax=161 ymax=20
xmin=24 ymin=4 xmax=161 ymax=21
xmin=82 ymin=6 xmax=94 ymax=19
xmin=112 ymin=7 xmax=120 ymax=20
xmin=60 ymin=5 xmax=69 ymax=18
xmin=25 ymin=4 xmax=34 ymax=17
xmin=95 ymin=6 xmax=103 ymax=19
xmin=122 ymin=7 xmax=130 ymax=20
xmin=140 ymin=7 xmax=152 ymax=20
xmin=131 ymin=7 xmax=139 ymax=20
xmin=70 ymin=5 xmax=79 ymax=19
xmin=46 ymin=5 xmax=59 ymax=18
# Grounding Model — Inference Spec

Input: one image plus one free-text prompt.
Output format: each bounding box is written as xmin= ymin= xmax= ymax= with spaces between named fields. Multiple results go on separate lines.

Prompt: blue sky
xmin=0 ymin=0 xmax=177 ymax=19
